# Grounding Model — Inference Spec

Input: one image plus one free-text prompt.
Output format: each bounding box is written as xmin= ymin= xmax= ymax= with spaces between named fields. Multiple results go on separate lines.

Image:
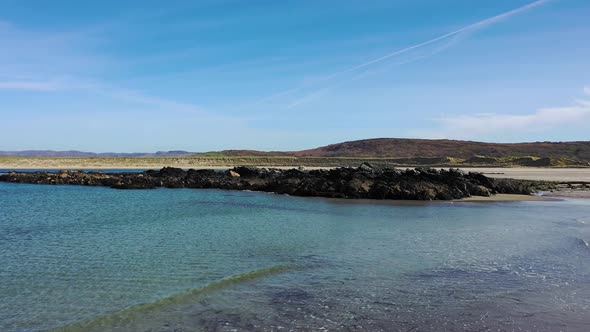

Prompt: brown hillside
xmin=293 ymin=138 xmax=590 ymax=161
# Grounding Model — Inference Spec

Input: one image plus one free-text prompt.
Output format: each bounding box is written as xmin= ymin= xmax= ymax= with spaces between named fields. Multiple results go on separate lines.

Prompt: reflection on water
xmin=0 ymin=183 xmax=589 ymax=331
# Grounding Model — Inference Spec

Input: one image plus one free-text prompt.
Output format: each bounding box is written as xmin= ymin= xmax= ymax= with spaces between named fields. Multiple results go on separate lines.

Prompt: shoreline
xmin=311 ymin=193 xmax=556 ymax=205
xmin=537 ymin=190 xmax=590 ymax=199
xmin=2 ymin=165 xmax=589 ymax=201
xmin=0 ymin=180 xmax=567 ymax=203
xmin=458 ymin=194 xmax=553 ymax=202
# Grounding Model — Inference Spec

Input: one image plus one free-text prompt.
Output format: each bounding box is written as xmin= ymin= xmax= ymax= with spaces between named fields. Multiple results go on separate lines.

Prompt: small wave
xmin=51 ymin=264 xmax=299 ymax=332
xmin=557 ymin=236 xmax=590 ymax=252
xmin=553 ymin=217 xmax=589 ymax=228
xmin=575 ymin=238 xmax=590 ymax=249
xmin=550 ymin=237 xmax=590 ymax=254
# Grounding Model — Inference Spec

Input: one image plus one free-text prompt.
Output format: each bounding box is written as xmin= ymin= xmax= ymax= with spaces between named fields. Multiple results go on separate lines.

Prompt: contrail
xmin=320 ymin=0 xmax=548 ymax=79
xmin=285 ymin=33 xmax=467 ymax=109
xmin=254 ymin=0 xmax=548 ymax=108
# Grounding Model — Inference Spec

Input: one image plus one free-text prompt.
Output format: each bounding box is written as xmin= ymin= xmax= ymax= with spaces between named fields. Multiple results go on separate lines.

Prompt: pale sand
xmin=538 ymin=191 xmax=590 ymax=199
xmin=453 ymin=167 xmax=590 ymax=182
xmin=1 ymin=164 xmax=589 ymax=182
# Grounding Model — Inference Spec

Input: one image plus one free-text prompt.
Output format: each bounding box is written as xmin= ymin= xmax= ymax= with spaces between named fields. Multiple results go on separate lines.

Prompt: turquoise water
xmin=1 ymin=182 xmax=589 ymax=331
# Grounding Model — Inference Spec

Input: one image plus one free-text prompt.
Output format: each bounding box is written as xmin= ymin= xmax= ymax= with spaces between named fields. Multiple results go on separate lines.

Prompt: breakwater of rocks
xmin=0 ymin=164 xmax=546 ymax=200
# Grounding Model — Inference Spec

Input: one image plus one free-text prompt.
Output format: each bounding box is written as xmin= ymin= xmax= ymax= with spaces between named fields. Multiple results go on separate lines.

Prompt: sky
xmin=0 ymin=0 xmax=589 ymax=152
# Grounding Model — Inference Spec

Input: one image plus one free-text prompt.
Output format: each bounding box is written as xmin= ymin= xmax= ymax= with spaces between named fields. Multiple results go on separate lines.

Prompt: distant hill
xmin=196 ymin=138 xmax=590 ymax=166
xmin=195 ymin=150 xmax=291 ymax=157
xmin=2 ymin=139 xmax=590 ymax=166
xmin=0 ymin=150 xmax=194 ymax=158
xmin=293 ymin=138 xmax=590 ymax=160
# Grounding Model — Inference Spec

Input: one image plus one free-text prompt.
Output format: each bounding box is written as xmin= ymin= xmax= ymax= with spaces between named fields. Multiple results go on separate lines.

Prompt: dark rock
xmin=232 ymin=166 xmax=260 ymax=177
xmin=158 ymin=166 xmax=186 ymax=178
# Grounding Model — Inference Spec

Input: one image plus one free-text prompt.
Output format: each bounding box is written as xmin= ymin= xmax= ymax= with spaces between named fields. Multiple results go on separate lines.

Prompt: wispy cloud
xmin=329 ymin=0 xmax=548 ymax=76
xmin=0 ymin=81 xmax=61 ymax=91
xmin=0 ymin=19 xmax=209 ymax=115
xmin=77 ymin=82 xmax=208 ymax=114
xmin=429 ymin=87 xmax=590 ymax=138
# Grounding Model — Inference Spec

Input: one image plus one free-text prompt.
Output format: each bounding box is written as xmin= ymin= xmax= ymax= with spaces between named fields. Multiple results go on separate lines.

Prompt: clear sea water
xmin=1 ymin=182 xmax=589 ymax=331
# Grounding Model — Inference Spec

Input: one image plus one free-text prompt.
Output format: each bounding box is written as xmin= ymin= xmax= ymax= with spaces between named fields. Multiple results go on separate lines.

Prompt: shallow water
xmin=1 ymin=182 xmax=589 ymax=331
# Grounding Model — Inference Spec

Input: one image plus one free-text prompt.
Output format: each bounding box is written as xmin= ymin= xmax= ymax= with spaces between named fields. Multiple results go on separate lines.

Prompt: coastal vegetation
xmin=2 ymin=139 xmax=589 ymax=169
xmin=0 ymin=155 xmax=587 ymax=170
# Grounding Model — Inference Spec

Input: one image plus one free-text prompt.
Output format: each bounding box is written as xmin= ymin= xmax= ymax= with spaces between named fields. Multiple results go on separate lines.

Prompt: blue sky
xmin=0 ymin=0 xmax=589 ymax=152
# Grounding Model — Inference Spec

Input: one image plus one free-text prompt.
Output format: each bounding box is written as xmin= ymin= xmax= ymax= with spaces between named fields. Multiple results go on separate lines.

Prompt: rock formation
xmin=0 ymin=164 xmax=545 ymax=200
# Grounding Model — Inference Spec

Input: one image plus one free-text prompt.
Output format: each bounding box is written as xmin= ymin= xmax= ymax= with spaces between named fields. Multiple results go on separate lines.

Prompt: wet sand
xmin=456 ymin=167 xmax=590 ymax=182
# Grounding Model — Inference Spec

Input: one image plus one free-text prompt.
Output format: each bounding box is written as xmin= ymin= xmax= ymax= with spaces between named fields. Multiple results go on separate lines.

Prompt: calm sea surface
xmin=1 ymin=182 xmax=589 ymax=331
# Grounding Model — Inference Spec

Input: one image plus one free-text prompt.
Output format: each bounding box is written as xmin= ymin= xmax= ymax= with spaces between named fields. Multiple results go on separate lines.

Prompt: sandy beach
xmin=456 ymin=167 xmax=590 ymax=182
xmin=538 ymin=190 xmax=590 ymax=199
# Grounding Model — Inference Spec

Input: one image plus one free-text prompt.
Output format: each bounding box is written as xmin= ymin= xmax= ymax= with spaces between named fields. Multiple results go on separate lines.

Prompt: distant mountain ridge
xmin=0 ymin=150 xmax=193 ymax=158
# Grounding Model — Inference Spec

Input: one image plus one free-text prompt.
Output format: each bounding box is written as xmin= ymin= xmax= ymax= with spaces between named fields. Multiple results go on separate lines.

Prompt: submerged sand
xmin=458 ymin=194 xmax=551 ymax=202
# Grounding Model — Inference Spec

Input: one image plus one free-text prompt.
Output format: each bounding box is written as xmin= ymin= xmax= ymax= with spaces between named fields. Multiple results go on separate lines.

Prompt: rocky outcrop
xmin=0 ymin=164 xmax=546 ymax=200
